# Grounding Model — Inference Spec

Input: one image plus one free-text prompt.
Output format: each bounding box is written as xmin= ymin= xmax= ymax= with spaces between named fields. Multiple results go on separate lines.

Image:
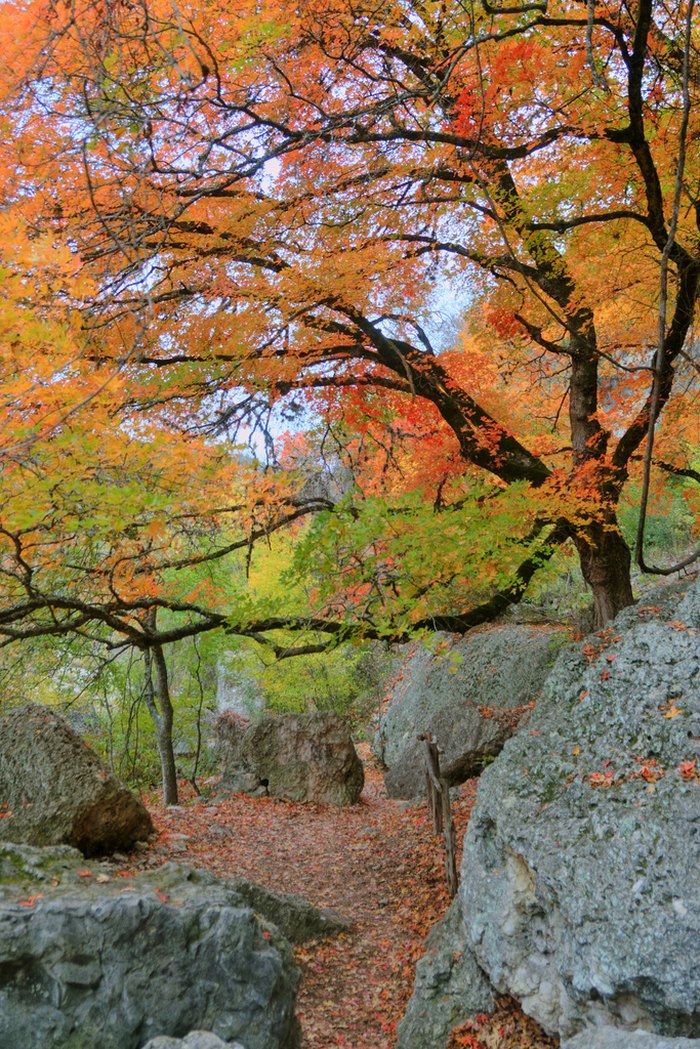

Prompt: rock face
xmin=220 ymin=712 xmax=364 ymax=805
xmin=228 ymin=879 xmax=349 ymax=943
xmin=376 ymin=626 xmax=565 ymax=798
xmin=141 ymin=1034 xmax=245 ymax=1049
xmin=458 ymin=577 xmax=700 ymax=1039
xmin=0 ymin=704 xmax=153 ymax=855
xmin=396 ymin=899 xmax=495 ymax=1049
xmin=212 ymin=711 xmax=251 ymax=785
xmin=563 ymin=1030 xmax=700 ymax=1049
xmin=0 ymin=844 xmax=300 ymax=1049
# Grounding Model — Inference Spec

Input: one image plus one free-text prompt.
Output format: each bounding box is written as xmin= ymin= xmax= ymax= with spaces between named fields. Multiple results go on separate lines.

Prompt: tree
xmin=0 ymin=268 xmax=333 ymax=801
xmin=2 ymin=0 xmax=699 ymax=629
xmin=0 ymin=432 xmax=334 ymax=802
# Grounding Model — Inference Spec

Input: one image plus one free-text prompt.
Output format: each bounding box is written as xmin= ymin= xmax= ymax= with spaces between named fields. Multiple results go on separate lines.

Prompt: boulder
xmin=228 ymin=879 xmax=349 ymax=943
xmin=376 ymin=626 xmax=566 ymax=798
xmin=456 ymin=576 xmax=700 ymax=1038
xmin=0 ymin=844 xmax=300 ymax=1049
xmin=0 ymin=703 xmax=153 ymax=855
xmin=212 ymin=711 xmax=251 ymax=783
xmin=563 ymin=1030 xmax=700 ymax=1049
xmin=141 ymin=1034 xmax=246 ymax=1049
xmin=396 ymin=899 xmax=495 ymax=1049
xmin=220 ymin=712 xmax=364 ymax=805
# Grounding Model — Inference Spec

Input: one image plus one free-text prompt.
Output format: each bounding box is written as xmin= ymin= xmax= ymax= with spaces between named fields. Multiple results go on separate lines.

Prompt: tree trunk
xmin=143 ymin=645 xmax=179 ymax=806
xmin=574 ymin=524 xmax=634 ymax=630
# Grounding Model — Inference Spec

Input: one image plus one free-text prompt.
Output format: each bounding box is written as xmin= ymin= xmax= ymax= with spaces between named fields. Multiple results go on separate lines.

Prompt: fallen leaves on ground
xmin=117 ymin=748 xmax=557 ymax=1048
xmin=449 ymin=1002 xmax=558 ymax=1049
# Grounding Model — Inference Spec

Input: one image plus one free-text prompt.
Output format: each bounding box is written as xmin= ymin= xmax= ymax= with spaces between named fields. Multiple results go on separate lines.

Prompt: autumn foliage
xmin=0 ymin=3 xmax=698 ymax=1041
xmin=0 ymin=0 xmax=698 ymax=641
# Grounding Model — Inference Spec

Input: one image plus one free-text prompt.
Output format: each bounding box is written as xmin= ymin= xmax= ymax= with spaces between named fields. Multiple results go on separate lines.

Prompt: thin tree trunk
xmin=151 ymin=644 xmax=178 ymax=805
xmin=188 ymin=639 xmax=207 ymax=797
xmin=142 ymin=644 xmax=179 ymax=806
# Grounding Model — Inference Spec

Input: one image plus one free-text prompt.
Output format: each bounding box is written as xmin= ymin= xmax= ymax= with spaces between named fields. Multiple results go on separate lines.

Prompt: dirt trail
xmin=132 ymin=751 xmax=555 ymax=1049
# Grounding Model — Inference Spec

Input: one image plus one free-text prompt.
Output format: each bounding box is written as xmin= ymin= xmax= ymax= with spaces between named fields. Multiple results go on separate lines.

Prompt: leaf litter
xmin=120 ymin=746 xmax=557 ymax=1048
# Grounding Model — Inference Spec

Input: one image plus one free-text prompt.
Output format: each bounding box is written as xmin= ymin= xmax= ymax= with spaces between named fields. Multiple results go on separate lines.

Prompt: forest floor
xmin=131 ymin=747 xmax=558 ymax=1049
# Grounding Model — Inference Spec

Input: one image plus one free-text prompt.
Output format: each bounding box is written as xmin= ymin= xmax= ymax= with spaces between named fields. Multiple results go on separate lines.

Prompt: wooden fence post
xmin=418 ymin=733 xmax=459 ymax=898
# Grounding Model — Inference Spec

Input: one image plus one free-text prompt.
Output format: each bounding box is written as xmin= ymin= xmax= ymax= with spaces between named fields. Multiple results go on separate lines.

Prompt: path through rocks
xmin=128 ymin=750 xmax=555 ymax=1049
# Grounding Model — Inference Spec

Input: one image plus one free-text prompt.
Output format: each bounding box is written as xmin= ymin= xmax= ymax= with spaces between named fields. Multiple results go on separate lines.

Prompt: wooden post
xmin=420 ymin=733 xmax=443 ymax=834
xmin=418 ymin=733 xmax=459 ymax=898
xmin=441 ymin=782 xmax=459 ymax=899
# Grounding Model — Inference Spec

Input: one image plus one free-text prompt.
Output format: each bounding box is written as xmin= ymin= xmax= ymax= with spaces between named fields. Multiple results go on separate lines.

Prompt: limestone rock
xmin=396 ymin=899 xmax=495 ymax=1049
xmin=376 ymin=626 xmax=566 ymax=798
xmin=141 ymin=1034 xmax=246 ymax=1049
xmin=0 ymin=703 xmax=153 ymax=855
xmin=0 ymin=845 xmax=300 ymax=1049
xmin=563 ymin=1030 xmax=700 ymax=1049
xmin=229 ymin=879 xmax=349 ymax=942
xmin=459 ymin=576 xmax=700 ymax=1038
xmin=220 ymin=712 xmax=364 ymax=805
xmin=212 ymin=712 xmax=251 ymax=785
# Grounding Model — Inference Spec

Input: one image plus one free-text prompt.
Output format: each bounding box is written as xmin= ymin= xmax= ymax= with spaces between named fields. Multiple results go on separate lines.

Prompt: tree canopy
xmin=1 ymin=0 xmax=699 ymax=642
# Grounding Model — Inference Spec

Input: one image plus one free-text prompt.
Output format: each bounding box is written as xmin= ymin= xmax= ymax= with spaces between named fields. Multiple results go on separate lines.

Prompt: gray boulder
xmin=141 ymin=1034 xmax=246 ymax=1049
xmin=220 ymin=712 xmax=364 ymax=805
xmin=212 ymin=712 xmax=251 ymax=784
xmin=229 ymin=879 xmax=349 ymax=943
xmin=564 ymin=1030 xmax=700 ymax=1049
xmin=0 ymin=844 xmax=300 ymax=1049
xmin=458 ymin=576 xmax=700 ymax=1038
xmin=0 ymin=703 xmax=153 ymax=855
xmin=396 ymin=899 xmax=495 ymax=1049
xmin=377 ymin=626 xmax=566 ymax=798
